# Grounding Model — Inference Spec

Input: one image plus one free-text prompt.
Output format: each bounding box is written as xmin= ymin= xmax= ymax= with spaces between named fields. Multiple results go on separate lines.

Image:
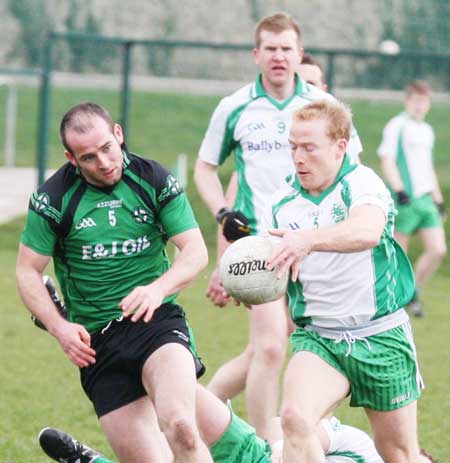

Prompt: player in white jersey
xmin=194 ymin=12 xmax=362 ymax=441
xmin=203 ymin=55 xmax=337 ymax=428
xmin=266 ymin=99 xmax=425 ymax=462
xmin=378 ymin=80 xmax=447 ymax=317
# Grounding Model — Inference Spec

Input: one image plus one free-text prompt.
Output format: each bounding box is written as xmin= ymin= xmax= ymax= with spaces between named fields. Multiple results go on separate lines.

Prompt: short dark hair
xmin=254 ymin=12 xmax=301 ymax=48
xmin=405 ymin=80 xmax=432 ymax=98
xmin=301 ymin=52 xmax=323 ymax=72
xmin=60 ymin=102 xmax=114 ymax=153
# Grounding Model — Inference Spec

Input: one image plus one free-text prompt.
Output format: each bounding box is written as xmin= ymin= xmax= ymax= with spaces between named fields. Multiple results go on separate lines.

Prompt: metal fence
xmin=2 ymin=31 xmax=450 ymax=184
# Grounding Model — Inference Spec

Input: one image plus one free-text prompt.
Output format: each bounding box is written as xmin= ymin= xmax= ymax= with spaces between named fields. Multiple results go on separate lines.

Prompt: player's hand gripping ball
xmin=219 ymin=235 xmax=288 ymax=305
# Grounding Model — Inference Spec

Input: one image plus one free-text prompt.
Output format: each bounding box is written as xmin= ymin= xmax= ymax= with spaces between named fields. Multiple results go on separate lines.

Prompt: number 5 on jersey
xmin=108 ymin=209 xmax=117 ymax=226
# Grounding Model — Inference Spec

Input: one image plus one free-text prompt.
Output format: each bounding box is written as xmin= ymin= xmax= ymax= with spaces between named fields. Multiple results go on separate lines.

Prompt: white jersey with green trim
xmin=323 ymin=417 xmax=383 ymax=463
xmin=271 ymin=417 xmax=382 ymax=463
xmin=267 ymin=157 xmax=414 ymax=328
xmin=199 ymin=74 xmax=363 ymax=234
xmin=377 ymin=112 xmax=435 ymax=198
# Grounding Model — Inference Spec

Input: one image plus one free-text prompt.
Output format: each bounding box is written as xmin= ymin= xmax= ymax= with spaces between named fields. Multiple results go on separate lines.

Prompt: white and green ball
xmin=219 ymin=235 xmax=288 ymax=305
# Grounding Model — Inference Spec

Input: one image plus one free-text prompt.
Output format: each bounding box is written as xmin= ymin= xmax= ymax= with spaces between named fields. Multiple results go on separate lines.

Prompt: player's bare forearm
xmin=269 ymin=205 xmax=386 ymax=279
xmin=120 ymin=229 xmax=208 ymax=322
xmin=431 ymin=169 xmax=444 ymax=203
xmin=380 ymin=157 xmax=404 ymax=192
xmin=214 ymin=172 xmax=237 ymax=260
xmin=216 ymin=225 xmax=231 ymax=260
xmin=17 ymin=244 xmax=95 ymax=366
xmin=194 ymin=159 xmax=227 ymax=216
xmin=308 ymin=206 xmax=385 ymax=252
xmin=269 ymin=207 xmax=384 ymax=281
xmin=154 ymin=228 xmax=208 ymax=297
xmin=275 ymin=205 xmax=385 ymax=253
xmin=16 ymin=244 xmax=65 ymax=335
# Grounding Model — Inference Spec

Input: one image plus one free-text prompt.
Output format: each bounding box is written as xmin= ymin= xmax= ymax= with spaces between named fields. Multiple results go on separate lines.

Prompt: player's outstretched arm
xmin=268 ymin=204 xmax=386 ymax=281
xmin=17 ymin=244 xmax=96 ymax=368
xmin=194 ymin=159 xmax=227 ymax=217
xmin=207 ymin=172 xmax=248 ymax=307
xmin=430 ymin=168 xmax=446 ymax=220
xmin=380 ymin=157 xmax=410 ymax=204
xmin=120 ymin=228 xmax=208 ymax=322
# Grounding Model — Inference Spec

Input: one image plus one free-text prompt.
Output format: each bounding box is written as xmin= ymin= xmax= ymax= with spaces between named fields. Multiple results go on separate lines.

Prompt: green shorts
xmin=210 ymin=411 xmax=271 ymax=463
xmin=395 ymin=194 xmax=442 ymax=235
xmin=290 ymin=323 xmax=423 ymax=411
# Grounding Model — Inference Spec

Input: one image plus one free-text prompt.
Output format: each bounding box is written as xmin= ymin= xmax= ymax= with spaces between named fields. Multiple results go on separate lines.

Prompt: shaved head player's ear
xmin=64 ymin=149 xmax=76 ymax=166
xmin=113 ymin=123 xmax=124 ymax=145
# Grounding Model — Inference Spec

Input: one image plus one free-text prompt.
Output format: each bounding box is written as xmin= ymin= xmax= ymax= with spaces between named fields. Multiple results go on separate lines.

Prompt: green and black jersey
xmin=21 ymin=151 xmax=199 ymax=333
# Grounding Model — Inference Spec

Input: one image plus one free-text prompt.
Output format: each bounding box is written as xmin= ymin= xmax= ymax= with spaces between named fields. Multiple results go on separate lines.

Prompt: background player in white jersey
xmin=266 ymin=99 xmax=425 ymax=462
xmin=205 ymin=51 xmax=329 ymax=304
xmin=204 ymin=52 xmax=333 ymax=403
xmin=378 ymin=80 xmax=447 ymax=317
xmin=194 ymin=12 xmax=362 ymax=441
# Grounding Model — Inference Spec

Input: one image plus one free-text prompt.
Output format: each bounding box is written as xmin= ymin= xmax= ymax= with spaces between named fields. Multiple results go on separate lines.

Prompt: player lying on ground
xmin=39 ymin=416 xmax=384 ymax=463
xmin=35 ymin=276 xmax=383 ymax=463
xmin=38 ymin=425 xmax=438 ymax=463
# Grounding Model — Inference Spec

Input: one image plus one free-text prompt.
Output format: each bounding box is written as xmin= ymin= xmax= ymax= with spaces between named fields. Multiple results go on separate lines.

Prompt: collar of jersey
xmin=291 ymin=154 xmax=357 ymax=205
xmin=401 ymin=111 xmax=426 ymax=125
xmin=252 ymin=73 xmax=307 ymax=110
xmin=122 ymin=147 xmax=131 ymax=169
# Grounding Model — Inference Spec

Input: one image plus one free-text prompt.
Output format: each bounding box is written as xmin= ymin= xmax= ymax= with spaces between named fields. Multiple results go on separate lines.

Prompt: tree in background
xmin=65 ymin=0 xmax=118 ymax=73
xmin=147 ymin=0 xmax=177 ymax=77
xmin=7 ymin=0 xmax=54 ymax=66
xmin=358 ymin=0 xmax=450 ymax=90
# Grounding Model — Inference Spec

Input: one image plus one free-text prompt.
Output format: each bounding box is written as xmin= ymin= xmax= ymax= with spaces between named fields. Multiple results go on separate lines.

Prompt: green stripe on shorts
xmin=290 ymin=323 xmax=422 ymax=411
xmin=327 ymin=450 xmax=369 ymax=462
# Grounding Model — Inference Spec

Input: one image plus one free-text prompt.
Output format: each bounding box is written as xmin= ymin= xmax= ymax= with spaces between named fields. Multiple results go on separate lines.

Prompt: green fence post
xmin=120 ymin=41 xmax=132 ymax=139
xmin=325 ymin=52 xmax=336 ymax=94
xmin=37 ymin=34 xmax=53 ymax=186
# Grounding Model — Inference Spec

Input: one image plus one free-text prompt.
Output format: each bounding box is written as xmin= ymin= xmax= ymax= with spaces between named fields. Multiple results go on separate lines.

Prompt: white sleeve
xmin=347 ymin=166 xmax=393 ymax=218
xmin=198 ymin=97 xmax=236 ymax=166
xmin=324 ymin=418 xmax=383 ymax=463
xmin=377 ymin=117 xmax=401 ymax=159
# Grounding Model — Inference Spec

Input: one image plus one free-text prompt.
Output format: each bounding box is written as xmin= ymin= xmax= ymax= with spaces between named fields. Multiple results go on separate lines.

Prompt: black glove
xmin=435 ymin=201 xmax=447 ymax=220
xmin=216 ymin=207 xmax=250 ymax=242
xmin=396 ymin=190 xmax=410 ymax=205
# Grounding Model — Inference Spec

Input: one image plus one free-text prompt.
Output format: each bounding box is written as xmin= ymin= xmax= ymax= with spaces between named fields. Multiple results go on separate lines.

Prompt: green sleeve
xmin=159 ymin=193 xmax=198 ymax=238
xmin=21 ymin=209 xmax=57 ymax=256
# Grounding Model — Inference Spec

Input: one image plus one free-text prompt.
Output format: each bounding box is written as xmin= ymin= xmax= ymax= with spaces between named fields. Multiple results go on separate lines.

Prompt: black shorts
xmin=80 ymin=302 xmax=205 ymax=417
